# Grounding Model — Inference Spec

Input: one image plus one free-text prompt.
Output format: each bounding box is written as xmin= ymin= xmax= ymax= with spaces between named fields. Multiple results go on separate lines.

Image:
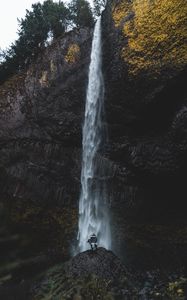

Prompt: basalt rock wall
xmin=0 ymin=0 xmax=187 ymax=270
xmin=0 ymin=28 xmax=92 ymax=255
xmin=102 ymin=0 xmax=187 ymax=266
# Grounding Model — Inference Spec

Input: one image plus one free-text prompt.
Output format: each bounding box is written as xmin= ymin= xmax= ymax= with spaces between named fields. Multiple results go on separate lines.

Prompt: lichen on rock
xmin=65 ymin=43 xmax=81 ymax=64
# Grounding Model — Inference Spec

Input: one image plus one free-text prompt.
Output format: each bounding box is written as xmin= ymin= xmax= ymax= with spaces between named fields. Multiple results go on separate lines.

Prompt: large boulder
xmin=29 ymin=248 xmax=187 ymax=300
xmin=0 ymin=248 xmax=186 ymax=299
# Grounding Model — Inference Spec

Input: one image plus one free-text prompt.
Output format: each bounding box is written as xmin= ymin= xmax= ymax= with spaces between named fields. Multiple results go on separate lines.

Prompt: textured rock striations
xmin=0 ymin=0 xmax=187 ymax=276
xmin=0 ymin=28 xmax=92 ymax=256
xmin=102 ymin=0 xmax=187 ymax=266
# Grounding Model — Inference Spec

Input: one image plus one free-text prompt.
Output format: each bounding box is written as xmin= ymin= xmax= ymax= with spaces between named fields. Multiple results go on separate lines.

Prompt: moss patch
xmin=65 ymin=44 xmax=80 ymax=64
xmin=9 ymin=199 xmax=78 ymax=254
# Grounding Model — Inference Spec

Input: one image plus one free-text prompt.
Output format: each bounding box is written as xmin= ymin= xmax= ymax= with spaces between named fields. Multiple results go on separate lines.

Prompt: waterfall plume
xmin=78 ymin=16 xmax=111 ymax=252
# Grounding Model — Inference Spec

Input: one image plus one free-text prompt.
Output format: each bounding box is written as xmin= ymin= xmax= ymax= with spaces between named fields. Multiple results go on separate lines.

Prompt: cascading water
xmin=78 ymin=16 xmax=111 ymax=252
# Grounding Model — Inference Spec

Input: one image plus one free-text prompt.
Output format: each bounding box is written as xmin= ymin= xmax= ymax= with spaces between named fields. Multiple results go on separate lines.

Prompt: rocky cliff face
xmin=102 ymin=0 xmax=187 ymax=266
xmin=0 ymin=0 xmax=187 ymax=278
xmin=0 ymin=27 xmax=92 ymax=258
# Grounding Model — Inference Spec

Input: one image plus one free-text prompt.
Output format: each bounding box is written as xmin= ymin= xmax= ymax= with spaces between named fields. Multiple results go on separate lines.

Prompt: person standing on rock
xmin=87 ymin=233 xmax=97 ymax=251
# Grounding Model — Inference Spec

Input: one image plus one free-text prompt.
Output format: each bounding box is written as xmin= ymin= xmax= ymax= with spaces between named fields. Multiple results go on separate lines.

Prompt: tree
xmin=18 ymin=3 xmax=49 ymax=53
xmin=0 ymin=0 xmax=94 ymax=84
xmin=68 ymin=0 xmax=94 ymax=28
xmin=0 ymin=0 xmax=70 ymax=84
xmin=42 ymin=0 xmax=70 ymax=39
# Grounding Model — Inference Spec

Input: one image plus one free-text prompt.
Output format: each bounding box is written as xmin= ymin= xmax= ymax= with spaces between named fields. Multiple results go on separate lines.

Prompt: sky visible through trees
xmin=0 ymin=0 xmax=95 ymax=51
xmin=0 ymin=0 xmax=46 ymax=50
xmin=0 ymin=0 xmax=102 ymax=84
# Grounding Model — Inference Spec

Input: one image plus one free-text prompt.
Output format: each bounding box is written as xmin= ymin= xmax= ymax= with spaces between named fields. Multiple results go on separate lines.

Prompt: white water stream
xmin=78 ymin=17 xmax=111 ymax=252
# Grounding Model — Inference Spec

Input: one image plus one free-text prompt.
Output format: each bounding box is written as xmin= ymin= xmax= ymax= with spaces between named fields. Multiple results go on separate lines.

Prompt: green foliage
xmin=68 ymin=0 xmax=94 ymax=28
xmin=80 ymin=275 xmax=113 ymax=300
xmin=166 ymin=277 xmax=187 ymax=299
xmin=42 ymin=0 xmax=70 ymax=38
xmin=0 ymin=0 xmax=94 ymax=84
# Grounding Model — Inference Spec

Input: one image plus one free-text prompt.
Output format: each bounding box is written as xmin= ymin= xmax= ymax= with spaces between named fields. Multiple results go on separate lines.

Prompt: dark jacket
xmin=89 ymin=235 xmax=97 ymax=243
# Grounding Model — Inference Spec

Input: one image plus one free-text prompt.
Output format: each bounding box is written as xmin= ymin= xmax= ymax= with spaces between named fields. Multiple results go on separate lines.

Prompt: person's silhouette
xmin=87 ymin=233 xmax=97 ymax=250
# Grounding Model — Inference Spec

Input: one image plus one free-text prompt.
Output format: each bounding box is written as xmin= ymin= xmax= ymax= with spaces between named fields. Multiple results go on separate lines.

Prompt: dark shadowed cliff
xmin=102 ymin=0 xmax=187 ymax=266
xmin=0 ymin=27 xmax=92 ymax=263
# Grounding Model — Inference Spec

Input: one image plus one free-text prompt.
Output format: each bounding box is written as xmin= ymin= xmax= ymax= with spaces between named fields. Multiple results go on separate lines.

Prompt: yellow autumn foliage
xmin=112 ymin=0 xmax=187 ymax=76
xmin=65 ymin=43 xmax=80 ymax=64
xmin=112 ymin=1 xmax=131 ymax=27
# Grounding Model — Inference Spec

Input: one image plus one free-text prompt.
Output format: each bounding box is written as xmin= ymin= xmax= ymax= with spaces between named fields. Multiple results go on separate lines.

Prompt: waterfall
xmin=78 ymin=17 xmax=111 ymax=252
